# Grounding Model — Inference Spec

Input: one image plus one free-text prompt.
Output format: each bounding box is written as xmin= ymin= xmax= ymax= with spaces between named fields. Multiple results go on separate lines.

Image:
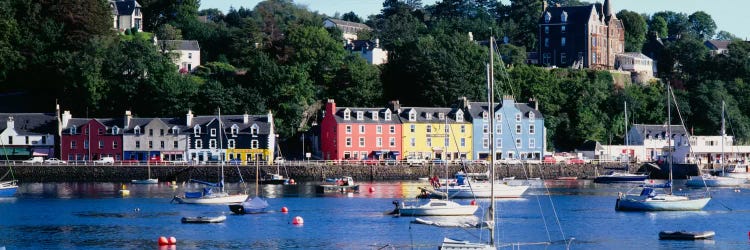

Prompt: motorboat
xmin=0 ymin=180 xmax=18 ymax=197
xmin=181 ymin=215 xmax=227 ymax=223
xmin=229 ymin=196 xmax=269 ymax=214
xmin=659 ymin=230 xmax=715 ymax=240
xmin=594 ymin=171 xmax=648 ymax=183
xmin=436 ymin=173 xmax=527 ymax=198
xmin=259 ymin=173 xmax=288 ymax=185
xmin=685 ymin=174 xmax=745 ymax=187
xmin=392 ymin=199 xmax=478 ymax=216
xmin=316 ymin=176 xmax=359 ymax=193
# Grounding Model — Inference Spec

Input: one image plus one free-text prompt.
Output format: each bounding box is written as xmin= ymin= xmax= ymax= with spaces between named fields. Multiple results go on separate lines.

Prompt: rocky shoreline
xmin=9 ymin=163 xmax=651 ymax=182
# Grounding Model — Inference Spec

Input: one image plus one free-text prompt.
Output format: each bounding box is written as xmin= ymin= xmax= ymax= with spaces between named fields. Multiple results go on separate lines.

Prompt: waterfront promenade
xmin=8 ymin=162 xmax=640 ymax=182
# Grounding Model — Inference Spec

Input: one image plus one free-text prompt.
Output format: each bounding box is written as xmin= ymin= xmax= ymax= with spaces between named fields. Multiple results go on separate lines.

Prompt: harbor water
xmin=1 ymin=180 xmax=749 ymax=249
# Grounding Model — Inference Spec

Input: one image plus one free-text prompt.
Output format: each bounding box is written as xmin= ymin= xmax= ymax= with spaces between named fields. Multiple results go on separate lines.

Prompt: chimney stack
xmin=125 ymin=110 xmax=132 ymax=129
xmin=325 ymin=99 xmax=337 ymax=117
xmin=186 ymin=110 xmax=193 ymax=126
xmin=388 ymin=100 xmax=401 ymax=113
xmin=62 ymin=111 xmax=72 ymax=128
xmin=6 ymin=116 xmax=14 ymax=129
xmin=243 ymin=112 xmax=250 ymax=124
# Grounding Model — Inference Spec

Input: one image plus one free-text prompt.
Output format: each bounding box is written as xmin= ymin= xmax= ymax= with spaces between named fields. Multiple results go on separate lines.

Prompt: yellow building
xmin=226 ymin=148 xmax=272 ymax=164
xmin=400 ymin=107 xmax=473 ymax=161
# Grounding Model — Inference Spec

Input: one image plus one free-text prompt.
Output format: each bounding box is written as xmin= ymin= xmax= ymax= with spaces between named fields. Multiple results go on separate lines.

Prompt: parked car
xmin=405 ymin=157 xmax=426 ymax=165
xmin=567 ymin=158 xmax=585 ymax=164
xmin=23 ymin=157 xmax=44 ymax=164
xmin=274 ymin=157 xmax=286 ymax=164
xmin=93 ymin=157 xmax=115 ymax=164
xmin=44 ymin=158 xmax=67 ymax=164
xmin=542 ymin=156 xmax=557 ymax=164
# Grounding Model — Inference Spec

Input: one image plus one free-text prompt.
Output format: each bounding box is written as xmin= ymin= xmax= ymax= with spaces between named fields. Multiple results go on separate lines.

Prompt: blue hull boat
xmin=0 ymin=181 xmax=18 ymax=197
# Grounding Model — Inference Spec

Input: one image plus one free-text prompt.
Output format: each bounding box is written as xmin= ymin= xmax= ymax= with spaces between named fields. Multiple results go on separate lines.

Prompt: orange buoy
xmin=158 ymin=236 xmax=169 ymax=246
xmin=470 ymin=200 xmax=476 ymax=206
xmin=369 ymin=187 xmax=375 ymax=192
xmin=168 ymin=236 xmax=177 ymax=245
xmin=281 ymin=207 xmax=289 ymax=213
xmin=292 ymin=216 xmax=304 ymax=225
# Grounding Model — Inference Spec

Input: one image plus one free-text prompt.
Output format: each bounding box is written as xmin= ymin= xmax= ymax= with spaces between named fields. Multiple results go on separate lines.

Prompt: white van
xmin=93 ymin=157 xmax=115 ymax=164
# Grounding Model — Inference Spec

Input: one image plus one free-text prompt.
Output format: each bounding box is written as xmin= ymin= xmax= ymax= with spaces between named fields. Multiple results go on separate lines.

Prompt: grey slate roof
xmin=0 ymin=113 xmax=57 ymax=135
xmin=113 ymin=0 xmax=140 ymax=16
xmin=540 ymin=5 xmax=595 ymax=25
xmin=399 ymin=107 xmax=468 ymax=123
xmin=191 ymin=115 xmax=272 ymax=134
xmin=704 ymin=40 xmax=731 ymax=51
xmin=158 ymin=40 xmax=200 ymax=51
xmin=465 ymin=102 xmax=544 ymax=120
xmin=631 ymin=124 xmax=688 ymax=138
xmin=332 ymin=107 xmax=399 ymax=124
xmin=326 ymin=18 xmax=372 ymax=30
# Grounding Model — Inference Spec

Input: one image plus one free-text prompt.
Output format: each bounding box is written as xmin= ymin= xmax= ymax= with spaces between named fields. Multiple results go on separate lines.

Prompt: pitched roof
xmin=540 ymin=5 xmax=595 ymax=25
xmin=0 ymin=113 xmax=57 ymax=135
xmin=704 ymin=40 xmax=731 ymax=51
xmin=465 ymin=101 xmax=544 ymax=119
xmin=158 ymin=40 xmax=200 ymax=51
xmin=399 ymin=107 xmax=468 ymax=123
xmin=113 ymin=0 xmax=140 ymax=16
xmin=325 ymin=18 xmax=371 ymax=30
xmin=332 ymin=107 xmax=399 ymax=124
xmin=617 ymin=52 xmax=653 ymax=60
xmin=631 ymin=124 xmax=688 ymax=138
xmin=191 ymin=115 xmax=273 ymax=134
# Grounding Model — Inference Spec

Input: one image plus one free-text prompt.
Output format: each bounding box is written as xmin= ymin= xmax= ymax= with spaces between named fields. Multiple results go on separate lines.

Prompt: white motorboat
xmin=181 ymin=215 xmax=227 ymax=223
xmin=131 ymin=178 xmax=158 ymax=184
xmin=436 ymin=178 xmax=528 ymax=198
xmin=394 ymin=199 xmax=478 ymax=216
xmin=685 ymin=174 xmax=745 ymax=187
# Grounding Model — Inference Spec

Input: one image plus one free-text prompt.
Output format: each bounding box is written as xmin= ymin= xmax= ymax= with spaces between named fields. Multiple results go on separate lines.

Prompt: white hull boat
xmin=181 ymin=215 xmax=227 ymax=223
xmin=437 ymin=181 xmax=528 ymax=198
xmin=173 ymin=193 xmax=248 ymax=204
xmin=616 ymin=190 xmax=710 ymax=211
xmin=131 ymin=178 xmax=159 ymax=184
xmin=396 ymin=199 xmax=478 ymax=216
xmin=685 ymin=174 xmax=745 ymax=187
xmin=659 ymin=230 xmax=715 ymax=240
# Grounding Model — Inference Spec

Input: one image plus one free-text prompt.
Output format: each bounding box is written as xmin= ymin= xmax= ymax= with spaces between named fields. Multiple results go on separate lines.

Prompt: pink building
xmin=320 ymin=99 xmax=402 ymax=161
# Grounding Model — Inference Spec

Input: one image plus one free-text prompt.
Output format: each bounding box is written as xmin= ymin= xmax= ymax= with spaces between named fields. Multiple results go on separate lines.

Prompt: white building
xmin=0 ymin=113 xmax=57 ymax=159
xmin=110 ymin=0 xmax=142 ymax=32
xmin=615 ymin=52 xmax=655 ymax=84
xmin=346 ymin=39 xmax=388 ymax=65
xmin=156 ymin=39 xmax=201 ymax=73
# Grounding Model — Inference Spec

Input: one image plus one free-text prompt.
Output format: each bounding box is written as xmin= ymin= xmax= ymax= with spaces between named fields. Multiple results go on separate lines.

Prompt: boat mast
xmin=667 ymin=85 xmax=673 ymax=195
xmin=219 ymin=107 xmax=225 ymax=194
xmin=488 ymin=36 xmax=496 ymax=247
xmin=625 ymin=101 xmax=628 ymax=159
xmin=721 ymin=101 xmax=725 ymax=175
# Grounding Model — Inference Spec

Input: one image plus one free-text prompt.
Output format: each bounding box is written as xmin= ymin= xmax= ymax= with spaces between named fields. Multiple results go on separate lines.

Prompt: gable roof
xmin=631 ymin=124 xmax=688 ymax=138
xmin=113 ymin=0 xmax=140 ymax=16
xmin=325 ymin=18 xmax=372 ymax=31
xmin=332 ymin=107 xmax=399 ymax=124
xmin=192 ymin=115 xmax=272 ymax=134
xmin=158 ymin=40 xmax=200 ymax=51
xmin=540 ymin=5 xmax=595 ymax=25
xmin=704 ymin=40 xmax=731 ymax=51
xmin=0 ymin=113 xmax=57 ymax=135
xmin=465 ymin=102 xmax=543 ymax=120
xmin=399 ymin=107 xmax=467 ymax=123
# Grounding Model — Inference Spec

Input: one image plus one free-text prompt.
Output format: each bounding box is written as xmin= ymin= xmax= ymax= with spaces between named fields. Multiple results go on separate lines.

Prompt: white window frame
xmin=345 ymin=137 xmax=352 ymax=147
xmin=371 ymin=111 xmax=378 ymax=120
xmin=359 ymin=137 xmax=365 ymax=147
xmin=376 ymin=125 xmax=382 ymax=134
xmin=426 ymin=125 xmax=432 ymax=133
xmin=344 ymin=110 xmax=351 ymax=120
xmin=529 ymin=138 xmax=536 ymax=148
xmin=496 ymin=138 xmax=502 ymax=148
xmin=385 ymin=110 xmax=392 ymax=121
xmin=356 ymin=111 xmax=364 ymax=120
xmin=410 ymin=138 xmax=416 ymax=147
xmin=409 ymin=110 xmax=416 ymax=121
xmin=210 ymin=128 xmax=217 ymax=137
xmin=483 ymin=138 xmax=489 ymax=148
xmin=346 ymin=125 xmax=352 ymax=134
xmin=376 ymin=137 xmax=382 ymax=147
xmin=251 ymin=124 xmax=259 ymax=135
xmin=529 ymin=124 xmax=535 ymax=134
xmin=209 ymin=139 xmax=217 ymax=149
xmin=460 ymin=138 xmax=466 ymax=147
xmin=410 ymin=124 xmax=416 ymax=133
xmin=251 ymin=140 xmax=259 ymax=149
xmin=426 ymin=113 xmax=432 ymax=120
xmin=515 ymin=113 xmax=521 ymax=122
xmin=193 ymin=125 xmax=200 ymax=135
xmin=516 ymin=138 xmax=522 ymax=148
xmin=195 ymin=139 xmax=202 ymax=148
xmin=516 ymin=124 xmax=522 ymax=134
xmin=389 ymin=125 xmax=395 ymax=134
xmin=359 ymin=125 xmax=365 ymax=134
xmin=483 ymin=124 xmax=489 ymax=134
xmin=389 ymin=137 xmax=396 ymax=147
xmin=426 ymin=138 xmax=432 ymax=147
xmin=228 ymin=139 xmax=236 ymax=149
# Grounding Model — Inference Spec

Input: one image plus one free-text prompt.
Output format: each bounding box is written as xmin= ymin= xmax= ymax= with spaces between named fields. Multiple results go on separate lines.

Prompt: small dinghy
xmin=659 ymin=230 xmax=715 ymax=240
xmin=181 ymin=215 xmax=226 ymax=224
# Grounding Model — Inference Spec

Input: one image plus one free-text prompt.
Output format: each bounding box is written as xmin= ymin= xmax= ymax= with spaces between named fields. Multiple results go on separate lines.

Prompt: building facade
xmin=156 ymin=39 xmax=201 ymax=73
xmin=627 ymin=124 xmax=689 ymax=162
xmin=399 ymin=106 xmax=472 ymax=162
xmin=121 ymin=111 xmax=188 ymax=162
xmin=186 ymin=111 xmax=275 ymax=164
xmin=110 ymin=0 xmax=142 ymax=32
xmin=323 ymin=18 xmax=372 ymax=42
xmin=320 ymin=99 xmax=402 ymax=161
xmin=346 ymin=39 xmax=388 ymax=65
xmin=0 ymin=113 xmax=57 ymax=160
xmin=538 ymin=0 xmax=624 ymax=69
xmin=462 ymin=97 xmax=546 ymax=161
xmin=60 ymin=111 xmax=123 ymax=161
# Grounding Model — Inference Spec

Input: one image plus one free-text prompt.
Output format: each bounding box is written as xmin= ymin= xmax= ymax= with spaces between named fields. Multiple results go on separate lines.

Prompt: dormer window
xmin=371 ymin=111 xmax=378 ymax=121
xmin=134 ymin=126 xmax=141 ymax=135
xmin=251 ymin=124 xmax=259 ymax=135
xmin=482 ymin=111 xmax=488 ymax=120
xmin=426 ymin=113 xmax=432 ymax=120
xmin=544 ymin=26 xmax=549 ymax=34
xmin=456 ymin=110 xmax=464 ymax=122
xmin=356 ymin=111 xmax=364 ymax=120
xmin=70 ymin=127 xmax=77 ymax=134
xmin=561 ymin=37 xmax=566 ymax=46
xmin=385 ymin=110 xmax=392 ymax=121
xmin=409 ymin=110 xmax=417 ymax=121
xmin=193 ymin=125 xmax=201 ymax=135
xmin=561 ymin=25 xmax=566 ymax=33
xmin=496 ymin=113 xmax=502 ymax=121
xmin=343 ymin=109 xmax=351 ymax=120
xmin=231 ymin=124 xmax=239 ymax=135
xmin=561 ymin=11 xmax=568 ymax=23
xmin=544 ymin=12 xmax=551 ymax=23
xmin=438 ymin=113 xmax=445 ymax=120
xmin=210 ymin=128 xmax=217 ymax=137
xmin=515 ymin=113 xmax=522 ymax=122
xmin=112 ymin=126 xmax=119 ymax=135
xmin=529 ymin=113 xmax=535 ymax=121
xmin=172 ymin=127 xmax=179 ymax=135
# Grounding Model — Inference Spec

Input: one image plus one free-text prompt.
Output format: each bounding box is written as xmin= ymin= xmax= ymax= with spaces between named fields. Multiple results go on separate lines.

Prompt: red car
xmin=543 ymin=156 xmax=557 ymax=164
xmin=567 ymin=158 xmax=585 ymax=164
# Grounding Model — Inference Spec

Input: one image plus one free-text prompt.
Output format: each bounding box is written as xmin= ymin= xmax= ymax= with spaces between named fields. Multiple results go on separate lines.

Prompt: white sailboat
xmin=686 ymin=101 xmax=746 ymax=187
xmin=173 ymin=109 xmax=248 ymax=204
xmin=0 ymin=143 xmax=17 ymax=197
xmin=131 ymin=161 xmax=158 ymax=184
xmin=394 ymin=160 xmax=478 ymax=216
xmin=615 ymin=85 xmax=711 ymax=211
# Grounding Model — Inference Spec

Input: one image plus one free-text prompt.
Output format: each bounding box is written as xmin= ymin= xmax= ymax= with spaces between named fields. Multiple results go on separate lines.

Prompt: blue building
xmin=458 ymin=96 xmax=546 ymax=162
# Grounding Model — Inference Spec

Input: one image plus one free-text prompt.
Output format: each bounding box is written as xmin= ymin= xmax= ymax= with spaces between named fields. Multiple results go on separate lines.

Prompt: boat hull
xmin=615 ymin=196 xmax=710 ymax=211
xmin=131 ymin=179 xmax=159 ymax=184
xmin=259 ymin=179 xmax=288 ymax=185
xmin=398 ymin=200 xmax=478 ymax=216
xmin=437 ymin=182 xmax=528 ymax=198
xmin=0 ymin=181 xmax=18 ymax=197
xmin=173 ymin=194 xmax=248 ymax=204
xmin=659 ymin=230 xmax=715 ymax=240
xmin=181 ymin=215 xmax=227 ymax=223
xmin=440 ymin=238 xmax=494 ymax=250
xmin=593 ymin=175 xmax=648 ymax=183
xmin=316 ymin=184 xmax=359 ymax=193
xmin=685 ymin=176 xmax=745 ymax=187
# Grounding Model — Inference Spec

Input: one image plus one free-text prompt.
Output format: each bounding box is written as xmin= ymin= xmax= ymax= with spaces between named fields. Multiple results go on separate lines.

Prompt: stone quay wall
xmin=9 ymin=162 xmax=641 ymax=182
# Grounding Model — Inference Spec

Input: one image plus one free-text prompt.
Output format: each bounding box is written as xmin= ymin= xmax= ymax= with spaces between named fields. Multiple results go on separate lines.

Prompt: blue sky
xmin=201 ymin=0 xmax=747 ymax=39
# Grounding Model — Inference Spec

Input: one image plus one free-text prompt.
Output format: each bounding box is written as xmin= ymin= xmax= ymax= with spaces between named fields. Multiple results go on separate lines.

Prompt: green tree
xmin=329 ymin=55 xmax=383 ymax=107
xmin=509 ymin=0 xmax=543 ymax=50
xmin=155 ymin=24 xmax=183 ymax=40
xmin=652 ymin=11 xmax=689 ymax=38
xmin=715 ymin=30 xmax=739 ymax=41
xmin=617 ymin=10 xmax=647 ymax=52
xmin=648 ymin=15 xmax=668 ymax=38
xmin=688 ymin=11 xmax=716 ymax=40
xmin=341 ymin=11 xmax=362 ymax=23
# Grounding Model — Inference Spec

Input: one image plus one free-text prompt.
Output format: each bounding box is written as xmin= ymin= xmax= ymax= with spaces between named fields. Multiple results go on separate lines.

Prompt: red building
xmin=321 ymin=99 xmax=402 ymax=161
xmin=60 ymin=111 xmax=124 ymax=161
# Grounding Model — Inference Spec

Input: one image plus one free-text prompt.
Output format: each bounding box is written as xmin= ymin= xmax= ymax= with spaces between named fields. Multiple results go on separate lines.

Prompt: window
xmin=193 ymin=126 xmax=200 ymax=135
xmin=543 ymin=53 xmax=551 ymax=65
xmin=561 ymin=25 xmax=566 ymax=33
xmin=231 ymin=125 xmax=239 ymax=135
xmin=456 ymin=111 xmax=464 ymax=122
xmin=438 ymin=113 xmax=445 ymax=120
xmin=346 ymin=125 xmax=352 ymax=134
xmin=529 ymin=125 xmax=535 ymax=134
xmin=410 ymin=124 xmax=416 ymax=133
xmin=561 ymin=53 xmax=567 ymax=64
xmin=251 ymin=124 xmax=259 ymax=135
xmin=483 ymin=138 xmax=489 ymax=148
xmin=148 ymin=141 xmax=153 ymax=149
xmin=376 ymin=137 xmax=383 ymax=147
xmin=134 ymin=127 xmax=140 ymax=135
xmin=529 ymin=113 xmax=535 ymax=121
xmin=112 ymin=141 xmax=118 ymax=149
xmin=149 ymin=129 xmax=153 ymax=136
xmin=84 ymin=140 xmax=89 ymax=149
xmin=426 ymin=138 xmax=432 ymax=147
xmin=71 ymin=127 xmax=77 ymax=134
xmin=544 ymin=26 xmax=549 ymax=34
xmin=371 ymin=111 xmax=378 ymax=120
xmin=460 ymin=125 xmax=465 ymax=133
xmin=98 ymin=128 xmax=104 ymax=135
xmin=544 ymin=12 xmax=551 ymax=23
xmin=359 ymin=137 xmax=365 ymax=147
xmin=544 ymin=38 xmax=549 ymax=47
xmin=444 ymin=138 xmax=449 ymax=147
xmin=209 ymin=139 xmax=216 ymax=148
xmin=482 ymin=112 xmax=488 ymax=120
xmin=112 ymin=127 xmax=119 ymax=135
xmin=346 ymin=137 xmax=352 ymax=147
xmin=160 ymin=129 xmax=164 ymax=136
xmin=529 ymin=138 xmax=536 ymax=148
xmin=160 ymin=141 xmax=165 ymax=149
xmin=210 ymin=129 xmax=217 ymax=137
xmin=385 ymin=111 xmax=392 ymax=121
xmin=344 ymin=110 xmax=351 ymax=120
xmin=592 ymin=36 xmax=597 ymax=47
xmin=389 ymin=137 xmax=396 ymax=147
xmin=71 ymin=141 xmax=77 ymax=149
xmin=444 ymin=126 xmax=450 ymax=134
xmin=483 ymin=124 xmax=489 ymax=134
xmin=516 ymin=139 xmax=522 ymax=148
xmin=496 ymin=125 xmax=502 ymax=134
xmin=356 ymin=111 xmax=364 ymax=120
xmin=410 ymin=138 xmax=416 ymax=147
xmin=561 ymin=37 xmax=566 ymax=47
xmin=592 ymin=53 xmax=597 ymax=64
xmin=188 ymin=52 xmax=192 ymax=59
xmin=135 ymin=141 xmax=140 ymax=148
xmin=515 ymin=113 xmax=521 ymax=122
xmin=426 ymin=113 xmax=432 ymax=120
xmin=409 ymin=111 xmax=416 ymax=121
xmin=561 ymin=11 xmax=568 ymax=22
xmin=173 ymin=141 xmax=178 ymax=148
xmin=172 ymin=127 xmax=178 ymax=134
xmin=359 ymin=125 xmax=365 ymax=134
xmin=496 ymin=138 xmax=502 ymax=148
xmin=389 ymin=125 xmax=395 ymax=134
xmin=496 ymin=113 xmax=502 ymax=121
xmin=195 ymin=139 xmax=202 ymax=148
xmin=251 ymin=140 xmax=259 ymax=149
xmin=426 ymin=125 xmax=432 ymax=133
xmin=460 ymin=138 xmax=465 ymax=147
xmin=376 ymin=125 xmax=382 ymax=134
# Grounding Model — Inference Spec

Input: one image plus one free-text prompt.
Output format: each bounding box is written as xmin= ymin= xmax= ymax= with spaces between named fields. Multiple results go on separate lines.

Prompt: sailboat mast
xmin=219 ymin=108 xmax=225 ymax=194
xmin=488 ymin=36 xmax=496 ymax=246
xmin=625 ymin=101 xmax=628 ymax=155
xmin=667 ymin=85 xmax=673 ymax=194
xmin=721 ymin=101 xmax=725 ymax=174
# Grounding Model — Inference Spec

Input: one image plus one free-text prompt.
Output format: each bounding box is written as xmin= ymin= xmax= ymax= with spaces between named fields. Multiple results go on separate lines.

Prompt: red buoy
xmin=289 ymin=179 xmax=296 ymax=185
xmin=369 ymin=187 xmax=375 ymax=192
xmin=168 ymin=236 xmax=177 ymax=245
xmin=470 ymin=200 xmax=476 ymax=206
xmin=292 ymin=216 xmax=304 ymax=225
xmin=281 ymin=207 xmax=289 ymax=213
xmin=158 ymin=236 xmax=169 ymax=246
